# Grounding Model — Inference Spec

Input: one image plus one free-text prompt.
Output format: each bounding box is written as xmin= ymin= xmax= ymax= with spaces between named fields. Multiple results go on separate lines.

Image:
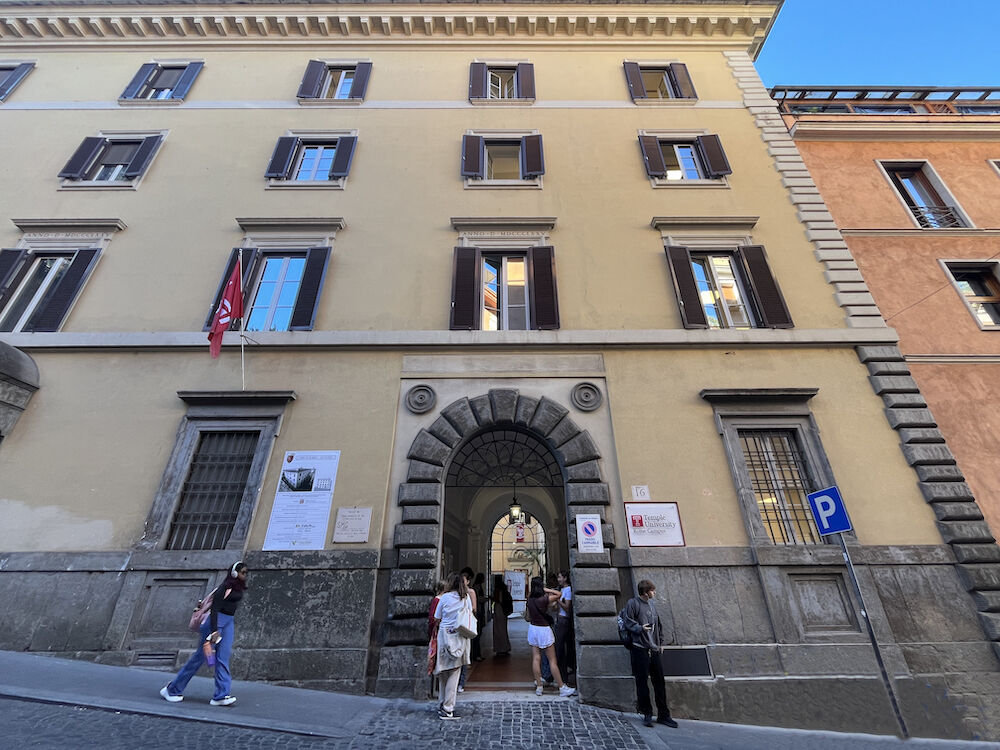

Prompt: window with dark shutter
xmin=737 ymin=245 xmax=793 ymax=328
xmin=664 ymin=246 xmax=709 ymax=329
xmin=695 ymin=135 xmax=732 ymax=178
xmin=516 ymin=63 xmax=535 ymax=99
xmin=461 ymin=135 xmax=485 ymax=178
xmin=120 ymin=62 xmax=203 ymax=101
xmin=204 ymin=249 xmax=260 ymax=330
xmin=667 ymin=63 xmax=697 ymax=99
xmin=349 ymin=62 xmax=372 ymax=99
xmin=469 ymin=62 xmax=488 ymax=100
xmin=450 ymin=247 xmax=480 ymax=330
xmin=297 ymin=61 xmax=371 ymax=101
xmin=17 ymin=248 xmax=101 ymax=332
xmin=624 ymin=62 xmax=645 ymax=101
xmin=0 ymin=63 xmax=35 ymax=102
xmin=289 ymin=247 xmax=331 ymax=330
xmin=528 ymin=246 xmax=559 ymax=329
xmin=122 ymin=135 xmax=164 ymax=179
xmin=0 ymin=248 xmax=28 ymax=309
xmin=328 ymin=137 xmax=357 ymax=178
xmin=520 ymin=134 xmax=545 ymax=177
xmin=639 ymin=136 xmax=667 ymax=178
xmin=59 ymin=134 xmax=163 ymax=182
xmin=59 ymin=137 xmax=106 ymax=180
xmin=297 ymin=60 xmax=328 ymax=98
xmin=265 ymin=137 xmax=299 ymax=179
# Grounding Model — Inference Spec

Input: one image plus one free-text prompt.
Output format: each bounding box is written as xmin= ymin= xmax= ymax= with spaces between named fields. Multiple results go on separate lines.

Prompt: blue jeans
xmin=166 ymin=613 xmax=235 ymax=701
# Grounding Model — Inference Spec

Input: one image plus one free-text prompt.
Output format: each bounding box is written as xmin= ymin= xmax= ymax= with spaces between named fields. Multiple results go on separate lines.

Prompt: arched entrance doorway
xmin=442 ymin=426 xmax=567 ymax=690
xmin=377 ymin=387 xmax=620 ymax=699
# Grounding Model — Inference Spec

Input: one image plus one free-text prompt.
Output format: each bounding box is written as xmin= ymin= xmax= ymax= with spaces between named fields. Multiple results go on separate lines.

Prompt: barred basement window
xmin=738 ymin=429 xmax=821 ymax=545
xmin=166 ymin=431 xmax=260 ymax=550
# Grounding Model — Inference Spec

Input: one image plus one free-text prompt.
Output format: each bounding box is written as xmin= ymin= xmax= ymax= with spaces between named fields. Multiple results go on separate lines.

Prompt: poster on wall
xmin=333 ymin=507 xmax=372 ymax=543
xmin=262 ymin=450 xmax=341 ymax=550
xmin=624 ymin=502 xmax=685 ymax=547
xmin=575 ymin=514 xmax=604 ymax=553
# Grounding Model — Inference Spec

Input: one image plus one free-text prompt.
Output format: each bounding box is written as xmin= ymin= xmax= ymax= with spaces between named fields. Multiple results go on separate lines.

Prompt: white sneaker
xmin=457 ymin=686 xmax=464 ymax=693
xmin=209 ymin=695 xmax=237 ymax=706
xmin=559 ymin=685 xmax=577 ymax=698
xmin=535 ymin=685 xmax=544 ymax=696
xmin=160 ymin=686 xmax=182 ymax=703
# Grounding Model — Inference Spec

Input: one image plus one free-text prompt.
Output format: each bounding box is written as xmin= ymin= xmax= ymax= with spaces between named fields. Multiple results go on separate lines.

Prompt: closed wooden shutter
xmin=450 ymin=247 xmax=480 ymax=330
xmin=297 ymin=60 xmax=327 ymax=98
xmin=521 ymin=134 xmax=545 ymax=177
xmin=623 ymin=61 xmax=645 ymax=100
xmin=204 ymin=249 xmax=261 ymax=330
xmin=664 ymin=246 xmax=709 ymax=329
xmin=528 ymin=246 xmax=559 ymax=330
xmin=123 ymin=135 xmax=163 ymax=179
xmin=349 ymin=62 xmax=372 ymax=99
xmin=329 ymin=136 xmax=357 ymax=178
xmin=58 ymin=137 xmax=106 ymax=179
xmin=469 ymin=62 xmax=488 ymax=99
xmin=0 ymin=248 xmax=28 ymax=309
xmin=639 ymin=135 xmax=667 ymax=178
xmin=0 ymin=62 xmax=35 ymax=101
xmin=738 ymin=245 xmax=793 ymax=328
xmin=461 ymin=135 xmax=484 ymax=178
xmin=668 ymin=63 xmax=697 ymax=99
xmin=289 ymin=247 xmax=331 ymax=330
xmin=24 ymin=248 xmax=100 ymax=332
xmin=695 ymin=134 xmax=732 ymax=178
xmin=171 ymin=62 xmax=204 ymax=100
xmin=120 ymin=63 xmax=158 ymax=99
xmin=516 ymin=62 xmax=535 ymax=99
xmin=265 ymin=137 xmax=299 ymax=179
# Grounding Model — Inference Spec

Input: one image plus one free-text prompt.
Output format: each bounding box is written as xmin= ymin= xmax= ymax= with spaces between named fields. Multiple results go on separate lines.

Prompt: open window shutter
xmin=695 ymin=134 xmax=732 ymax=178
xmin=329 ymin=136 xmax=357 ymax=178
xmin=521 ymin=134 xmax=545 ymax=177
xmin=668 ymin=63 xmax=697 ymax=99
xmin=450 ymin=247 xmax=480 ymax=330
xmin=528 ymin=246 xmax=559 ymax=330
xmin=461 ymin=135 xmax=484 ymax=178
xmin=0 ymin=248 xmax=29 ymax=309
xmin=348 ymin=62 xmax=372 ymax=99
xmin=468 ymin=62 xmax=488 ymax=99
xmin=0 ymin=62 xmax=35 ymax=101
xmin=289 ymin=247 xmax=331 ymax=330
xmin=58 ymin=137 xmax=106 ymax=179
xmin=120 ymin=63 xmax=158 ymax=99
xmin=123 ymin=134 xmax=163 ymax=179
xmin=171 ymin=62 xmax=204 ymax=100
xmin=665 ymin=246 xmax=709 ymax=329
xmin=203 ymin=249 xmax=260 ymax=330
xmin=23 ymin=249 xmax=100 ymax=332
xmin=639 ymin=135 xmax=667 ymax=178
xmin=624 ymin=62 xmax=645 ymax=100
xmin=516 ymin=63 xmax=535 ymax=99
xmin=738 ymin=245 xmax=793 ymax=328
xmin=265 ymin=137 xmax=299 ymax=179
xmin=297 ymin=60 xmax=327 ymax=98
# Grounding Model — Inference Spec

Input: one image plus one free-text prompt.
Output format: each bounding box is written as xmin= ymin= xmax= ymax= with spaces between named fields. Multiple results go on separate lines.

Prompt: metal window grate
xmin=909 ymin=205 xmax=966 ymax=229
xmin=739 ymin=429 xmax=822 ymax=545
xmin=166 ymin=430 xmax=259 ymax=550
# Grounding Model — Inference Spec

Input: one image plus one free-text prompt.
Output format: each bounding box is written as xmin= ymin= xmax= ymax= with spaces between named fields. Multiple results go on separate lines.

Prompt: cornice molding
xmin=235 ymin=216 xmax=345 ymax=232
xmin=905 ymin=354 xmax=1000 ymax=365
xmin=451 ymin=216 xmax=556 ymax=231
xmin=789 ymin=120 xmax=1000 ymax=142
xmin=0 ymin=6 xmax=777 ymax=45
xmin=12 ymin=217 xmax=127 ymax=232
xmin=650 ymin=215 xmax=758 ymax=232
xmin=841 ymin=228 xmax=1000 ymax=237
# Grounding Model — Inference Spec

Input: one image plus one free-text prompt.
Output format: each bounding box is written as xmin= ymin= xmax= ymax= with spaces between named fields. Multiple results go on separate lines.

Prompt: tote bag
xmin=456 ymin=597 xmax=478 ymax=639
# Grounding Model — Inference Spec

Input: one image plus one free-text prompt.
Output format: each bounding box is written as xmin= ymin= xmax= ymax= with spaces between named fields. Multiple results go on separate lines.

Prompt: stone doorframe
xmin=375 ymin=387 xmax=623 ymax=696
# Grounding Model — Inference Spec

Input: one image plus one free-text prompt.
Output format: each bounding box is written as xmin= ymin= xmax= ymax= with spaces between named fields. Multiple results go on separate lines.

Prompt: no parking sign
xmin=576 ymin=514 xmax=604 ymax=553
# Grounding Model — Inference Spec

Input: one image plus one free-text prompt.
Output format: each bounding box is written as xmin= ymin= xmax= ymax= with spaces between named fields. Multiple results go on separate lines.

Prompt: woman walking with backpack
xmin=160 ymin=561 xmax=248 ymax=706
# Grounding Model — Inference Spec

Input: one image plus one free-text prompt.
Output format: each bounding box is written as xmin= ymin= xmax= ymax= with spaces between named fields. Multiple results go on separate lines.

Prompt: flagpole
xmin=238 ymin=248 xmax=245 ymax=391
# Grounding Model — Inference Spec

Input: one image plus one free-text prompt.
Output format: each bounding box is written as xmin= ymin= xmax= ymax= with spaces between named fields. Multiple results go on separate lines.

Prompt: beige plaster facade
xmin=0 ymin=3 xmax=998 ymax=740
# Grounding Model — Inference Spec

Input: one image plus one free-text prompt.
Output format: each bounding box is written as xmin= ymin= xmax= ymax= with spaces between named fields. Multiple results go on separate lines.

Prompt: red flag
xmin=207 ymin=264 xmax=243 ymax=358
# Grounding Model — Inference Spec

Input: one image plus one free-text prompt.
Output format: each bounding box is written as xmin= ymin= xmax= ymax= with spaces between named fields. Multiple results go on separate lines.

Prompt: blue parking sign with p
xmin=807 ymin=486 xmax=853 ymax=536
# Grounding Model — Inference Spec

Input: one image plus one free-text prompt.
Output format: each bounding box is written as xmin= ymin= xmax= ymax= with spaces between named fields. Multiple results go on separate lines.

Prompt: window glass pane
xmin=739 ymin=429 xmax=821 ymax=545
xmin=640 ymin=69 xmax=670 ymax=98
xmin=690 ymin=257 xmax=721 ymax=328
xmin=485 ymin=143 xmax=521 ymax=180
xmin=285 ymin=257 xmax=306 ymax=281
xmin=246 ymin=307 xmax=268 ymax=331
xmin=253 ymin=281 xmax=276 ymax=309
xmin=260 ymin=258 xmax=282 ymax=282
xmin=676 ymin=145 xmax=702 ymax=179
xmin=335 ymin=70 xmax=354 ymax=98
xmin=482 ymin=256 xmax=500 ymax=331
xmin=710 ymin=256 xmax=752 ymax=328
xmin=1 ymin=257 xmax=67 ymax=331
xmin=277 ymin=279 xmax=299 ymax=307
xmin=507 ymin=306 xmax=527 ymax=330
xmin=270 ymin=306 xmax=293 ymax=331
xmin=507 ymin=258 xmax=526 ymax=305
xmin=488 ymin=69 xmax=516 ymax=99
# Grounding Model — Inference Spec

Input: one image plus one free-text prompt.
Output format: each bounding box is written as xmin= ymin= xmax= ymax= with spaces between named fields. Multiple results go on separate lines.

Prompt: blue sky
xmin=755 ymin=0 xmax=998 ymax=87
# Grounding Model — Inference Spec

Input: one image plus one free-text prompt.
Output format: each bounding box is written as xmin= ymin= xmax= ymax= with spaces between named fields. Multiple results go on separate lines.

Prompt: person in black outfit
xmin=161 ymin=561 xmax=248 ymax=706
xmin=619 ymin=579 xmax=678 ymax=729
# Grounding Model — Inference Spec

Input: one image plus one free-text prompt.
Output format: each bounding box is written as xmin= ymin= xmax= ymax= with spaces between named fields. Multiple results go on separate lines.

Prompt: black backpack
xmin=616 ymin=607 xmax=634 ymax=649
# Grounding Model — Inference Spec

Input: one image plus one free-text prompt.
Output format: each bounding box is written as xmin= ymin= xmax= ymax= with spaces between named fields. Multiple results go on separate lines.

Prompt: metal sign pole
xmin=835 ymin=531 xmax=909 ymax=739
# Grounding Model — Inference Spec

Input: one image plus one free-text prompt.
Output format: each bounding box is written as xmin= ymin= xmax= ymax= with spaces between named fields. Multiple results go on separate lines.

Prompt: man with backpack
xmin=618 ymin=579 xmax=678 ymax=729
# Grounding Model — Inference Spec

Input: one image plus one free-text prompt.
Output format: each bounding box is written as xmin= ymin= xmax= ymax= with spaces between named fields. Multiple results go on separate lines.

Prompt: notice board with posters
xmin=262 ymin=450 xmax=340 ymax=550
xmin=625 ymin=502 xmax=685 ymax=547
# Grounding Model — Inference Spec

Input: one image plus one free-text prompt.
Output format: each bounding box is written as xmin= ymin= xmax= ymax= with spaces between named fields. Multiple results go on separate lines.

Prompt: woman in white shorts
xmin=525 ymin=576 xmax=577 ymax=698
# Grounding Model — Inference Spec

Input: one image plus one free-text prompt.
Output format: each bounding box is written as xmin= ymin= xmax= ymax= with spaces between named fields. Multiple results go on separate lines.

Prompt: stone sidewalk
xmin=0 ymin=651 xmax=997 ymax=749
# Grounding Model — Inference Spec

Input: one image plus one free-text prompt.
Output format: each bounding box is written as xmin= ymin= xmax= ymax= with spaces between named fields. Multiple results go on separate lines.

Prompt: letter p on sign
xmin=806 ymin=486 xmax=853 ymax=536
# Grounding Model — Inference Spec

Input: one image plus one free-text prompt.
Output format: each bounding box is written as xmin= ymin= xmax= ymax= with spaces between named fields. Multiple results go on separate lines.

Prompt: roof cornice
xmin=0 ymin=3 xmax=779 ymax=46
xmin=789 ymin=120 xmax=1000 ymax=142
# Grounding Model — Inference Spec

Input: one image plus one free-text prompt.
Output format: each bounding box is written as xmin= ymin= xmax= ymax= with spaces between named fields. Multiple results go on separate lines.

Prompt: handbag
xmin=456 ymin=598 xmax=478 ymax=639
xmin=188 ymin=587 xmax=217 ymax=632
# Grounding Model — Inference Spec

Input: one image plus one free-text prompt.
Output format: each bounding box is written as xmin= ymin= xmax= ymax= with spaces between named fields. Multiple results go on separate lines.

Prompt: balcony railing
xmin=910 ymin=205 xmax=966 ymax=229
